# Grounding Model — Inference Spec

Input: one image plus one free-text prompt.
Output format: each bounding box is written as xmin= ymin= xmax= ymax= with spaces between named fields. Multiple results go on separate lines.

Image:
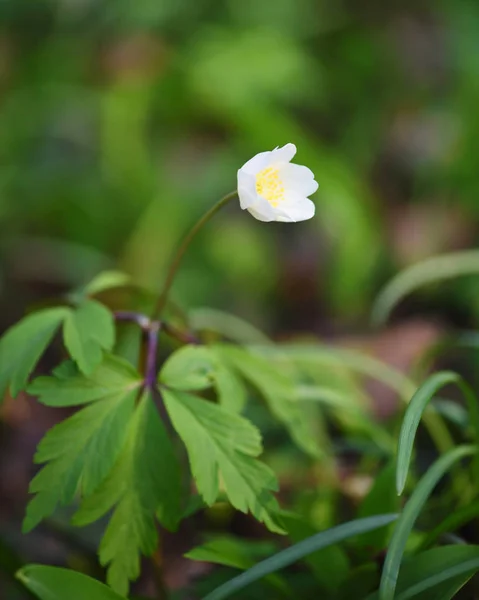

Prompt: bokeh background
xmin=2 ymin=0 xmax=479 ymax=597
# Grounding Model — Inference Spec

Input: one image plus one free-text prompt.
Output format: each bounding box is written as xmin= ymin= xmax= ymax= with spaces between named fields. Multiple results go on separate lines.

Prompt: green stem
xmin=152 ymin=190 xmax=237 ymax=319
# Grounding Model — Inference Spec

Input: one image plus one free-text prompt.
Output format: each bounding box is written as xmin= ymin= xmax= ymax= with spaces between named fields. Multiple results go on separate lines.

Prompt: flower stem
xmin=151 ymin=190 xmax=237 ymax=320
xmin=145 ymin=320 xmax=161 ymax=389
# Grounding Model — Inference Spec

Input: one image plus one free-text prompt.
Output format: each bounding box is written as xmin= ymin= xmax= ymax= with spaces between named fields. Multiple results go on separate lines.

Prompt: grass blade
xmin=396 ymin=372 xmax=479 ymax=495
xmin=202 ymin=514 xmax=398 ymax=600
xmin=379 ymin=445 xmax=477 ymax=600
xmin=372 ymin=249 xmax=479 ymax=326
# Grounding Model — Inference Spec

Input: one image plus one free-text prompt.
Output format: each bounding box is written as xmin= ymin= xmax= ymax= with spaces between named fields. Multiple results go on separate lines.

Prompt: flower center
xmin=256 ymin=166 xmax=285 ymax=207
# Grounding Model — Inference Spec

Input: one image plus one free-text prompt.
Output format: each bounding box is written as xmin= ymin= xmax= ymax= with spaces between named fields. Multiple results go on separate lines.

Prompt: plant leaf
xmin=23 ymin=386 xmax=137 ymax=532
xmin=82 ymin=270 xmax=131 ymax=296
xmin=63 ymin=299 xmax=115 ymax=375
xmin=72 ymin=390 xmax=182 ymax=596
xmin=162 ymin=388 xmax=283 ymax=534
xmin=357 ymin=462 xmax=399 ymax=552
xmin=159 ymin=345 xmax=216 ymax=391
xmin=281 ymin=512 xmax=350 ymax=593
xmin=202 ymin=514 xmax=398 ymax=600
xmin=368 ymin=545 xmax=479 ymax=600
xmin=396 ymin=371 xmax=479 ymax=495
xmin=379 ymin=445 xmax=477 ymax=600
xmin=216 ymin=345 xmax=322 ymax=457
xmin=189 ymin=308 xmax=271 ymax=344
xmin=159 ymin=345 xmax=248 ymax=412
xmin=0 ymin=307 xmax=68 ymax=401
xmin=28 ymin=355 xmax=142 ymax=407
xmin=16 ymin=565 xmax=127 ymax=600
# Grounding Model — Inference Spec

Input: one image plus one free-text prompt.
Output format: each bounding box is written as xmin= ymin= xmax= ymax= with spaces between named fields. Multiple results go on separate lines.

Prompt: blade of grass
xmin=379 ymin=445 xmax=477 ymax=600
xmin=372 ymin=249 xmax=479 ymax=326
xmin=202 ymin=514 xmax=399 ymax=600
xmin=396 ymin=371 xmax=479 ymax=495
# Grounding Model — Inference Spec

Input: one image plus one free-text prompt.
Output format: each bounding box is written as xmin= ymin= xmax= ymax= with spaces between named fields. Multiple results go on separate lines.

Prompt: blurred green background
xmin=1 ymin=0 xmax=478 ymax=334
xmin=3 ymin=0 xmax=479 ymax=597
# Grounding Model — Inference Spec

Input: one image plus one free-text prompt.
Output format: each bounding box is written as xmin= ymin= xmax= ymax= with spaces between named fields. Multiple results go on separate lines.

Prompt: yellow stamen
xmin=256 ymin=166 xmax=285 ymax=207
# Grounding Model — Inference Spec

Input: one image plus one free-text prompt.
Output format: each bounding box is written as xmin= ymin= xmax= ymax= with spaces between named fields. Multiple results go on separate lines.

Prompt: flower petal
xmin=279 ymin=163 xmax=319 ymax=197
xmin=279 ymin=194 xmax=315 ymax=222
xmin=270 ymin=143 xmax=297 ymax=165
xmin=239 ymin=151 xmax=272 ymax=175
xmin=237 ymin=170 xmax=257 ymax=209
xmin=246 ymin=196 xmax=287 ymax=222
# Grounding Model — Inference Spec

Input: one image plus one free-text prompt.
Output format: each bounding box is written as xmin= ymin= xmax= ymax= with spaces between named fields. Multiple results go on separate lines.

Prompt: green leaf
xmin=73 ymin=391 xmax=182 ymax=596
xmin=213 ymin=359 xmax=248 ymax=413
xmin=16 ymin=565 xmax=127 ymax=600
xmin=202 ymin=514 xmax=398 ymax=600
xmin=189 ymin=308 xmax=271 ymax=344
xmin=379 ymin=445 xmax=477 ymax=600
xmin=159 ymin=345 xmax=216 ymax=391
xmin=282 ymin=512 xmax=350 ymax=593
xmin=396 ymin=372 xmax=479 ymax=495
xmin=185 ymin=536 xmax=275 ymax=570
xmin=0 ymin=307 xmax=68 ymax=400
xmin=357 ymin=462 xmax=399 ymax=552
xmin=372 ymin=249 xmax=479 ymax=326
xmin=28 ymin=355 xmax=142 ymax=407
xmin=162 ymin=388 xmax=283 ymax=534
xmin=159 ymin=345 xmax=247 ymax=412
xmin=63 ymin=300 xmax=115 ymax=375
xmin=368 ymin=545 xmax=479 ymax=600
xmin=23 ymin=386 xmax=137 ymax=532
xmin=216 ymin=345 xmax=322 ymax=457
xmin=82 ymin=270 xmax=131 ymax=296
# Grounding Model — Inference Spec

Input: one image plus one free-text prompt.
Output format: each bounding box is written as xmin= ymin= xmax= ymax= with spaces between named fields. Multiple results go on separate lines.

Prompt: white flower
xmin=237 ymin=143 xmax=318 ymax=222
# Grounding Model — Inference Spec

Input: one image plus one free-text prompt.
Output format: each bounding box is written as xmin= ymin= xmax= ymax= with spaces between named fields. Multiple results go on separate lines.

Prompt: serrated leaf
xmin=72 ymin=391 xmax=182 ymax=596
xmin=16 ymin=565 xmax=127 ymax=600
xmin=63 ymin=300 xmax=115 ymax=375
xmin=28 ymin=355 xmax=142 ymax=407
xmin=162 ymin=388 xmax=284 ymax=534
xmin=216 ymin=345 xmax=321 ymax=457
xmin=0 ymin=307 xmax=68 ymax=401
xmin=159 ymin=345 xmax=248 ymax=412
xmin=23 ymin=387 xmax=137 ymax=533
xmin=159 ymin=345 xmax=215 ymax=391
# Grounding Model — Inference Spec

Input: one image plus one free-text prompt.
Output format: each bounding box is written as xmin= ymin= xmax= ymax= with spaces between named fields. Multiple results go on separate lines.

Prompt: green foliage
xmin=160 ymin=345 xmax=216 ymax=391
xmin=161 ymin=387 xmax=283 ymax=534
xmin=28 ymin=355 xmax=142 ymax=407
xmin=372 ymin=250 xmax=479 ymax=326
xmin=17 ymin=565 xmax=127 ymax=600
xmin=81 ymin=270 xmax=131 ymax=297
xmin=368 ymin=546 xmax=479 ymax=600
xmin=396 ymin=371 xmax=479 ymax=495
xmin=379 ymin=446 xmax=477 ymax=600
xmin=0 ymin=307 xmax=68 ymax=401
xmin=63 ymin=299 xmax=115 ymax=375
xmin=202 ymin=514 xmax=398 ymax=600
xmin=23 ymin=386 xmax=136 ymax=532
xmin=73 ymin=391 xmax=182 ymax=595
xmin=216 ymin=344 xmax=322 ymax=457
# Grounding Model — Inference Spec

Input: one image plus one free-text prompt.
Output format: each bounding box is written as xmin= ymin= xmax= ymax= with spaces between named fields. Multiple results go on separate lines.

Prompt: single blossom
xmin=237 ymin=143 xmax=318 ymax=222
